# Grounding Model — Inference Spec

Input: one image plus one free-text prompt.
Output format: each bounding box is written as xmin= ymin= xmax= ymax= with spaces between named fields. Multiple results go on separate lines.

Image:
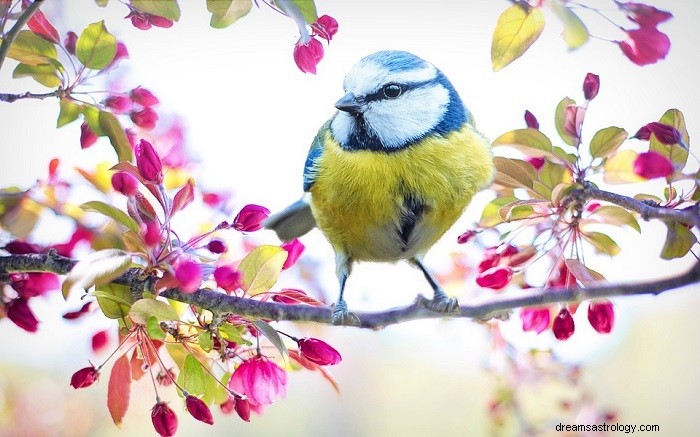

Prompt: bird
xmin=265 ymin=50 xmax=494 ymax=325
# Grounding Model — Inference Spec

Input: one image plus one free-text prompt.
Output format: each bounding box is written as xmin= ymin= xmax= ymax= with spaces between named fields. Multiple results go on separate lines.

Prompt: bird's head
xmin=330 ymin=50 xmax=471 ymax=151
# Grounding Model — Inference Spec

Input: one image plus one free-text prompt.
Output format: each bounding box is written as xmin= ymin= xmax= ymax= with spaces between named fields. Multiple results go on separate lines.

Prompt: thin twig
xmin=0 ymin=89 xmax=61 ymax=103
xmin=0 ymin=0 xmax=44 ymax=71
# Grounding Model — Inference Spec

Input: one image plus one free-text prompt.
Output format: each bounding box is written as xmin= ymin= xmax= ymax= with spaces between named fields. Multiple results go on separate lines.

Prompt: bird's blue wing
xmin=302 ymin=120 xmax=330 ymax=192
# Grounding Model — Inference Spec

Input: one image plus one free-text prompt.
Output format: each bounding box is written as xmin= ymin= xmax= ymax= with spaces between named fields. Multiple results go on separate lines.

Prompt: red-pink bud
xmin=12 ymin=272 xmax=59 ymax=298
xmin=527 ymin=157 xmax=545 ymax=170
xmin=214 ymin=265 xmax=241 ymax=292
xmin=633 ymin=151 xmax=674 ymax=179
xmin=281 ymin=238 xmax=304 ymax=270
xmin=297 ymin=337 xmax=342 ymax=365
xmin=146 ymin=14 xmax=174 ymax=29
xmin=617 ymin=28 xmax=670 ymax=66
xmin=478 ymin=246 xmax=500 ymax=273
xmin=233 ymin=204 xmax=270 ymax=232
xmin=563 ymin=105 xmax=586 ymax=144
xmin=130 ymin=107 xmax=159 ymax=130
xmin=552 ymin=308 xmax=575 ymax=340
xmin=80 ymin=122 xmax=97 ymax=149
xmin=64 ymin=31 xmax=78 ymax=55
xmin=457 ymin=230 xmax=477 ymax=244
xmin=586 ymin=202 xmax=601 ymax=212
xmin=587 ymin=301 xmax=615 ymax=334
xmin=645 ymin=122 xmax=682 ymax=145
xmin=234 ymin=397 xmax=251 ymax=422
xmin=293 ymin=37 xmax=324 ymax=74
xmin=207 ymin=239 xmax=227 ymax=254
xmin=113 ymin=42 xmax=129 ymax=63
xmin=135 ymin=140 xmax=163 ymax=184
xmin=185 ymin=395 xmax=214 ymax=425
xmin=524 ymin=110 xmax=539 ymax=129
xmin=476 ymin=266 xmax=513 ymax=290
xmin=127 ymin=11 xmax=151 ymax=30
xmin=7 ymin=298 xmax=39 ymax=332
xmin=92 ymin=330 xmax=109 ymax=352
xmin=151 ymin=402 xmax=178 ymax=437
xmin=3 ymin=240 xmax=42 ymax=254
xmin=142 ymin=221 xmax=161 ymax=247
xmin=70 ymin=365 xmax=100 ymax=389
xmin=616 ymin=1 xmax=672 ymax=28
xmin=633 ymin=125 xmax=652 ymax=140
xmin=111 ymin=171 xmax=139 ymax=196
xmin=63 ymin=301 xmax=92 ymax=320
xmin=104 ymin=95 xmax=132 ymax=113
xmin=520 ymin=307 xmax=551 ymax=334
xmin=175 ymin=260 xmax=202 ymax=293
xmin=311 ymin=15 xmax=339 ymax=42
xmin=130 ymin=86 xmax=159 ymax=107
xmin=583 ymin=73 xmax=600 ymax=101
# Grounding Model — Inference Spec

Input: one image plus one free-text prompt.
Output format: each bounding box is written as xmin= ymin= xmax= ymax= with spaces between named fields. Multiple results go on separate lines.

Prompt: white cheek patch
xmin=364 ymin=84 xmax=449 ymax=149
xmin=330 ymin=112 xmax=355 ymax=146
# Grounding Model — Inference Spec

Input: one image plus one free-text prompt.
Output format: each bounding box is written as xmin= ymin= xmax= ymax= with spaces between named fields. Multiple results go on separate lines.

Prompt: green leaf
xmin=99 ymin=111 xmax=135 ymax=162
xmin=95 ymin=283 xmax=133 ymax=319
xmin=564 ymin=258 xmax=606 ymax=286
xmin=129 ymin=298 xmax=179 ymax=324
xmin=590 ymin=126 xmax=628 ymax=159
xmin=491 ymin=128 xmax=557 ymax=158
xmin=603 ymin=150 xmax=645 ymax=184
xmin=207 ymin=0 xmax=252 ymax=28
xmin=649 ymin=109 xmax=690 ymax=169
xmin=202 ymin=371 xmax=228 ymax=405
xmin=588 ymin=205 xmax=641 ymax=233
xmin=130 ymin=0 xmax=181 ymax=21
xmin=253 ymin=319 xmax=288 ymax=358
xmin=497 ymin=199 xmax=547 ymax=222
xmin=95 ymin=0 xmax=109 ymax=6
xmin=146 ymin=316 xmax=167 ymax=340
xmin=62 ymin=249 xmax=132 ymax=299
xmin=180 ymin=354 xmax=206 ymax=396
xmin=539 ymin=160 xmax=568 ymax=190
xmin=57 ymin=98 xmax=81 ymax=127
xmin=12 ymin=62 xmax=61 ymax=87
xmin=198 ymin=330 xmax=214 ymax=352
xmin=550 ymin=2 xmax=589 ymax=49
xmin=107 ymin=353 xmax=132 ymax=426
xmin=555 ymin=97 xmax=576 ymax=146
xmin=491 ymin=4 xmax=545 ymax=71
xmin=76 ymin=21 xmax=117 ymax=70
xmin=289 ymin=0 xmax=318 ymax=24
xmin=82 ymin=105 xmax=105 ymax=136
xmin=480 ymin=196 xmax=518 ymax=227
xmin=239 ymin=245 xmax=288 ymax=295
xmin=218 ymin=323 xmax=250 ymax=345
xmin=660 ymin=222 xmax=696 ymax=260
xmin=80 ymin=200 xmax=140 ymax=232
xmin=5 ymin=30 xmax=58 ymax=66
xmin=582 ymin=231 xmax=621 ymax=256
xmin=492 ymin=157 xmax=544 ymax=198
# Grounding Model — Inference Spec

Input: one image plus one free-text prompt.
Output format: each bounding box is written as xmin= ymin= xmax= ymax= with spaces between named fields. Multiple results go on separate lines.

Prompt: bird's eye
xmin=382 ymin=84 xmax=402 ymax=99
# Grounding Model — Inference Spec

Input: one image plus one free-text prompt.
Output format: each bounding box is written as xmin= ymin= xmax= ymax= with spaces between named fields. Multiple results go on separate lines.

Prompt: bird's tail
xmin=263 ymin=196 xmax=316 ymax=241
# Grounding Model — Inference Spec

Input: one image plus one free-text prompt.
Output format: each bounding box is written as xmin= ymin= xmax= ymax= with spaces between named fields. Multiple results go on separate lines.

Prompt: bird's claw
xmin=332 ymin=301 xmax=360 ymax=326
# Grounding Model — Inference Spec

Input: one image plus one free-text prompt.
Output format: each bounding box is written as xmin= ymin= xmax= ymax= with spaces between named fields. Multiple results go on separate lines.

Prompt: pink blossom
xmin=130 ymin=86 xmax=159 ymax=107
xmin=281 ymin=238 xmax=305 ymax=270
xmin=127 ymin=10 xmax=151 ymax=30
xmin=175 ymin=260 xmax=203 ymax=293
xmin=229 ymin=355 xmax=287 ymax=406
xmin=7 ymin=298 xmax=39 ymax=332
xmin=91 ymin=329 xmax=109 ymax=352
xmin=104 ymin=95 xmax=132 ymax=113
xmin=586 ymin=202 xmax=601 ymax=212
xmin=311 ymin=15 xmax=339 ymax=42
xmin=645 ymin=122 xmax=682 ymax=145
xmin=583 ymin=73 xmax=600 ymax=101
xmin=527 ymin=157 xmax=545 ymax=170
xmin=563 ymin=105 xmax=586 ymax=145
xmin=233 ymin=204 xmax=270 ymax=232
xmin=616 ymin=1 xmax=672 ymax=28
xmin=185 ymin=395 xmax=214 ymax=425
xmin=111 ymin=171 xmax=139 ymax=196
xmin=135 ymin=139 xmax=163 ymax=184
xmin=63 ymin=302 xmax=92 ymax=320
xmin=588 ymin=301 xmax=615 ymax=334
xmin=520 ymin=307 xmax=551 ymax=334
xmin=151 ymin=402 xmax=178 ymax=437
xmin=11 ymin=272 xmax=59 ymax=298
xmin=633 ymin=151 xmax=674 ymax=179
xmin=142 ymin=221 xmax=161 ymax=247
xmin=147 ymin=14 xmax=174 ymax=29
xmin=476 ymin=266 xmax=513 ymax=290
xmin=70 ymin=365 xmax=100 ymax=389
xmin=130 ymin=107 xmax=159 ymax=130
xmin=214 ymin=265 xmax=241 ymax=292
xmin=457 ymin=230 xmax=477 ymax=244
xmin=297 ymin=338 xmax=342 ymax=365
xmin=80 ymin=122 xmax=97 ymax=149
xmin=552 ymin=308 xmax=575 ymax=340
xmin=617 ymin=28 xmax=670 ymax=66
xmin=293 ymin=37 xmax=324 ymax=74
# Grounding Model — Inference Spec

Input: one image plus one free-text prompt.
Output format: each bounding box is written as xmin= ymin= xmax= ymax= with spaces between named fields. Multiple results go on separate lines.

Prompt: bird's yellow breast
xmin=309 ymin=123 xmax=494 ymax=262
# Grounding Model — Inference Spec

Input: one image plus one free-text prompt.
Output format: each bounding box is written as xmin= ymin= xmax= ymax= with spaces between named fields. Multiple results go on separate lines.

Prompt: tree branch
xmin=0 ymin=89 xmax=62 ymax=103
xmin=0 ymin=0 xmax=44 ymax=71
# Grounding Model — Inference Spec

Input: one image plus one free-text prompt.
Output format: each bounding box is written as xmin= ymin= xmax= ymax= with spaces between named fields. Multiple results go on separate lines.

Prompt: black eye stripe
xmin=362 ymin=79 xmax=436 ymax=103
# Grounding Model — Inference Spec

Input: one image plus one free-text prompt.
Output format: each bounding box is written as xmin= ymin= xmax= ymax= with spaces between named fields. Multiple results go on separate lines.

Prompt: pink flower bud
xmin=111 ymin=171 xmax=139 ymax=196
xmin=457 ymin=230 xmax=477 ymax=244
xmin=147 ymin=14 xmax=174 ymax=29
xmin=293 ymin=37 xmax=324 ymax=74
xmin=135 ymin=140 xmax=163 ymax=184
xmin=233 ymin=204 xmax=270 ymax=232
xmin=80 ymin=122 xmax=97 ymax=149
xmin=617 ymin=28 xmax=670 ymax=66
xmin=229 ymin=355 xmax=287 ymax=406
xmin=311 ymin=15 xmax=339 ymax=42
xmin=616 ymin=1 xmax=672 ymax=28
xmin=7 ymin=298 xmax=39 ymax=332
xmin=104 ymin=95 xmax=132 ymax=113
xmin=64 ymin=31 xmax=78 ymax=55
xmin=175 ymin=260 xmax=202 ymax=293
xmin=588 ymin=301 xmax=615 ymax=334
xmin=142 ymin=221 xmax=161 ymax=247
xmin=524 ymin=110 xmax=539 ymax=129
xmin=207 ymin=239 xmax=227 ymax=254
xmin=297 ymin=337 xmax=342 ymax=365
xmin=130 ymin=107 xmax=159 ymax=130
xmin=127 ymin=11 xmax=151 ymax=30
xmin=583 ymin=73 xmax=600 ymax=101
xmin=70 ymin=365 xmax=100 ymax=389
xmin=552 ymin=308 xmax=575 ymax=340
xmin=527 ymin=157 xmax=545 ymax=170
xmin=563 ymin=105 xmax=586 ymax=144
xmin=185 ymin=395 xmax=214 ymax=425
xmin=151 ymin=402 xmax=178 ymax=437
xmin=91 ymin=329 xmax=109 ymax=352
xmin=633 ymin=151 xmax=674 ymax=179
xmin=63 ymin=302 xmax=92 ymax=320
xmin=520 ymin=307 xmax=551 ymax=334
xmin=12 ymin=272 xmax=59 ymax=297
xmin=645 ymin=122 xmax=682 ymax=145
xmin=586 ymin=202 xmax=601 ymax=212
xmin=476 ymin=266 xmax=513 ymax=290
xmin=3 ymin=240 xmax=42 ymax=254
xmin=234 ymin=397 xmax=251 ymax=422
xmin=281 ymin=238 xmax=304 ymax=270
xmin=130 ymin=86 xmax=159 ymax=107
xmin=633 ymin=125 xmax=652 ymax=140
xmin=113 ymin=42 xmax=129 ymax=63
xmin=214 ymin=265 xmax=241 ymax=292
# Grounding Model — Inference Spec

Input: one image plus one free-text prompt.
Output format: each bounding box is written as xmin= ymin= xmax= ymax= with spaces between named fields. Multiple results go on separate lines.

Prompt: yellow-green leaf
xmin=493 ymin=157 xmax=537 ymax=191
xmin=660 ymin=222 xmax=696 ymax=260
xmin=198 ymin=330 xmax=214 ymax=352
xmin=555 ymin=97 xmax=576 ymax=146
xmin=99 ymin=111 xmax=134 ymax=162
xmin=649 ymin=109 xmax=690 ymax=169
xmin=5 ymin=30 xmax=57 ymax=66
xmin=62 ymin=249 xmax=132 ymax=299
xmin=603 ymin=150 xmax=645 ymax=184
xmin=146 ymin=315 xmax=167 ymax=340
xmin=207 ymin=0 xmax=252 ymax=28
xmin=180 ymin=354 xmax=206 ymax=396
xmin=94 ymin=283 xmax=133 ymax=319
xmin=587 ymin=205 xmax=641 ymax=233
xmin=131 ymin=0 xmax=181 ymax=21
xmin=582 ymin=231 xmax=621 ymax=256
xmin=82 ymin=104 xmax=105 ymax=136
xmin=491 ymin=4 xmax=545 ymax=71
xmin=218 ymin=322 xmax=250 ymax=345
xmin=81 ymin=200 xmax=139 ymax=232
xmin=129 ymin=298 xmax=179 ymax=324
xmin=491 ymin=128 xmax=559 ymax=161
xmin=57 ymin=98 xmax=81 ymax=127
xmin=590 ymin=126 xmax=628 ymax=159
xmin=12 ymin=62 xmax=61 ymax=87
xmin=77 ymin=21 xmax=117 ymax=70
xmin=564 ymin=258 xmax=606 ymax=286
xmin=480 ymin=196 xmax=518 ymax=227
xmin=550 ymin=2 xmax=589 ymax=50
xmin=289 ymin=0 xmax=318 ymax=24
xmin=238 ymin=245 xmax=288 ymax=295
xmin=497 ymin=199 xmax=548 ymax=223
xmin=253 ymin=319 xmax=288 ymax=358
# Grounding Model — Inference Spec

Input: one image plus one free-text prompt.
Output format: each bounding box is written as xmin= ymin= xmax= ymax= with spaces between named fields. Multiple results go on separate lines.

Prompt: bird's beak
xmin=334 ymin=92 xmax=365 ymax=114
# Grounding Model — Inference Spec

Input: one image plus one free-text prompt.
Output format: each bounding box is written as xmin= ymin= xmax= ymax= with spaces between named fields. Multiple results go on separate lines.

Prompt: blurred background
xmin=1 ymin=1 xmax=699 ymax=435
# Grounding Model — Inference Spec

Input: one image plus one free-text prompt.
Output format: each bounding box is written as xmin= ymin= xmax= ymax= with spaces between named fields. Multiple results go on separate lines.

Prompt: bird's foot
xmin=331 ymin=300 xmax=360 ymax=326
xmin=423 ymin=293 xmax=460 ymax=315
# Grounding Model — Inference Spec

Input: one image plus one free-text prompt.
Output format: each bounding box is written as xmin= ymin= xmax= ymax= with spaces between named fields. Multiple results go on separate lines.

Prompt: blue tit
xmin=265 ymin=50 xmax=494 ymax=325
